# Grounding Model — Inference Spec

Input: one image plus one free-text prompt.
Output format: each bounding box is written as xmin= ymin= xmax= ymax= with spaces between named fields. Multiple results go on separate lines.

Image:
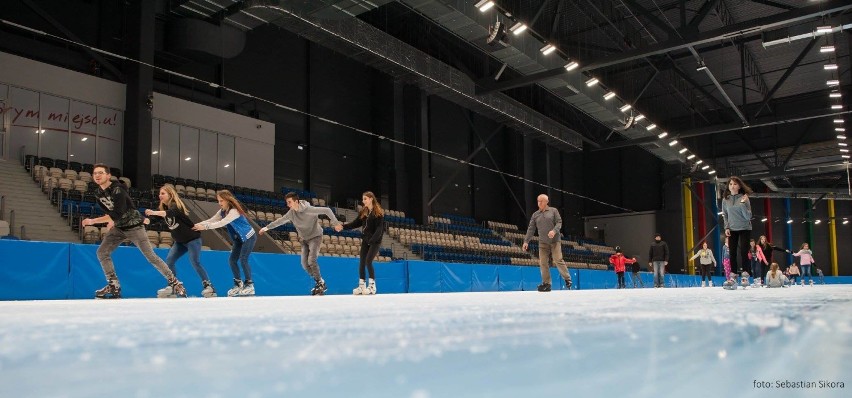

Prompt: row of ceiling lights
xmin=475 ymin=1 xmax=716 ymax=175
xmin=821 ymin=32 xmax=847 ymax=161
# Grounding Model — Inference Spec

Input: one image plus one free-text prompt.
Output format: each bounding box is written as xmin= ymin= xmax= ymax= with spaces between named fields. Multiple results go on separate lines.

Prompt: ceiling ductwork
xmin=175 ymin=0 xmax=585 ymax=152
xmin=395 ymin=0 xmax=685 ymax=162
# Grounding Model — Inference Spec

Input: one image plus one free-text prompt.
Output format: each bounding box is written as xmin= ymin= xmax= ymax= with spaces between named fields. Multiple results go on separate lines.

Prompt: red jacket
xmin=609 ymin=253 xmax=637 ymax=273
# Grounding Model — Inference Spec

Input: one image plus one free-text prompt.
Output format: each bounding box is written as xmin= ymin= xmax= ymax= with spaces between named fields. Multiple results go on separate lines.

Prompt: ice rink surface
xmin=1 ymin=285 xmax=850 ymax=398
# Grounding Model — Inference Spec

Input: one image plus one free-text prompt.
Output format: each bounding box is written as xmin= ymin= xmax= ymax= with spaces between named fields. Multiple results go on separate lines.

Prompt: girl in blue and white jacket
xmin=194 ymin=190 xmax=257 ymax=297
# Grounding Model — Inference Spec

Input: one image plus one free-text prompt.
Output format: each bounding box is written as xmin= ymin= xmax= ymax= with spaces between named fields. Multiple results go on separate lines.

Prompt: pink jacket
xmin=747 ymin=245 xmax=768 ymax=265
xmin=792 ymin=249 xmax=815 ymax=265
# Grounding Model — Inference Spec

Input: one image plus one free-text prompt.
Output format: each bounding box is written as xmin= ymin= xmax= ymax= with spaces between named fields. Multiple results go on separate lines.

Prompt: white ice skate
xmin=367 ymin=279 xmax=377 ymax=295
xmin=701 ymin=281 xmax=706 ymax=287
xmin=239 ymin=282 xmax=255 ymax=297
xmin=201 ymin=281 xmax=217 ymax=298
xmin=809 ymin=280 xmax=814 ymax=286
xmin=709 ymin=280 xmax=714 ymax=287
xmin=227 ymin=280 xmax=244 ymax=297
xmin=353 ymin=279 xmax=367 ymax=295
xmin=157 ymin=285 xmax=177 ymax=298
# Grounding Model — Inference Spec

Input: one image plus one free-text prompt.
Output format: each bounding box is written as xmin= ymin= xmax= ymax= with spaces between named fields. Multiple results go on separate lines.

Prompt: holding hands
xmin=334 ymin=224 xmax=343 ymax=232
xmin=258 ymin=226 xmax=268 ymax=235
xmin=191 ymin=223 xmax=205 ymax=231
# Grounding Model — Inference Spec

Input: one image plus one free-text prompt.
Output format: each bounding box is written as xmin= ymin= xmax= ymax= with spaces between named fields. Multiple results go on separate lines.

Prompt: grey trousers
xmin=301 ymin=235 xmax=323 ymax=281
xmin=97 ymin=226 xmax=174 ymax=282
xmin=538 ymin=241 xmax=571 ymax=285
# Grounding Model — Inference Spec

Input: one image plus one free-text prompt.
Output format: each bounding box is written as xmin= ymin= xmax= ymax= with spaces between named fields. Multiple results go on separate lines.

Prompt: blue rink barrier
xmin=2 ymin=240 xmax=851 ymax=300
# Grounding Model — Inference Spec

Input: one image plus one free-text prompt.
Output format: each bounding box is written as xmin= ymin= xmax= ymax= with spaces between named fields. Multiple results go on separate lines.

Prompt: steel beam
xmin=753 ymin=38 xmax=818 ymax=118
xmin=477 ymin=0 xmax=852 ymax=94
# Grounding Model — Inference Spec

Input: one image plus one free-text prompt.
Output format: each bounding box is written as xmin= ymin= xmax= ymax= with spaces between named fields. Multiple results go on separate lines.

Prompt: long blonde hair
xmin=359 ymin=191 xmax=384 ymax=219
xmin=769 ymin=262 xmax=779 ymax=279
xmin=158 ymin=184 xmax=188 ymax=216
xmin=216 ymin=189 xmax=247 ymax=215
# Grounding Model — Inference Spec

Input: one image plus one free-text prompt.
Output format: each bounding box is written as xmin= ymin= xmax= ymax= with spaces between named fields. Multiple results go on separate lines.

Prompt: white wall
xmin=152 ymin=93 xmax=274 ymax=145
xmin=585 ymin=211 xmax=658 ymax=264
xmin=0 ymin=52 xmax=125 ymax=109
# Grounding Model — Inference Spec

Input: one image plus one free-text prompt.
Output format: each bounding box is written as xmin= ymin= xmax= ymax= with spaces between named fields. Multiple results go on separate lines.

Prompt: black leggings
xmin=359 ymin=243 xmax=381 ymax=280
xmin=728 ymin=229 xmax=751 ymax=275
xmin=699 ymin=263 xmax=712 ymax=281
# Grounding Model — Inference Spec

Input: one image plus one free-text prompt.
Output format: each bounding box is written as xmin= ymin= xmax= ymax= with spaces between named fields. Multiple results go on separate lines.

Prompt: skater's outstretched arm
xmin=302 ymin=206 xmax=342 ymax=226
xmin=260 ymin=211 xmax=293 ymax=234
xmin=194 ymin=209 xmax=239 ymax=230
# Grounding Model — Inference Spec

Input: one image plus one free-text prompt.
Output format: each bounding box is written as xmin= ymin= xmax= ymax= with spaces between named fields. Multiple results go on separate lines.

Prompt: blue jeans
xmin=165 ymin=238 xmax=209 ymax=281
xmin=230 ymin=235 xmax=256 ymax=281
xmin=652 ymin=261 xmax=666 ymax=287
xmin=801 ymin=265 xmax=812 ymax=282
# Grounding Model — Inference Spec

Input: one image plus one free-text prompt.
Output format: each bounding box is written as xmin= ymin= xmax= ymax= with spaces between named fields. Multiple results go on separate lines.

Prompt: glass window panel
xmin=158 ymin=121 xmax=179 ymax=178
xmin=8 ymin=87 xmax=40 ymax=160
xmin=151 ymin=121 xmax=160 ymax=175
xmin=39 ymin=94 xmax=70 ymax=162
xmin=69 ymin=101 xmax=96 ymax=165
xmin=96 ymin=106 xmax=122 ymax=172
xmin=217 ymin=134 xmax=234 ymax=186
xmin=179 ymin=126 xmax=198 ymax=180
xmin=198 ymin=130 xmax=217 ymax=184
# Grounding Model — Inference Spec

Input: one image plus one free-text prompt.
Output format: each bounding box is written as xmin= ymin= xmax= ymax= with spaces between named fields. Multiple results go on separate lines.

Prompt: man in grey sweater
xmin=260 ymin=192 xmax=342 ymax=295
xmin=522 ymin=194 xmax=572 ymax=292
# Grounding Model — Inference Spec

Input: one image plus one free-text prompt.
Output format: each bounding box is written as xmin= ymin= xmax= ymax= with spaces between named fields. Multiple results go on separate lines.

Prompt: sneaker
xmin=311 ymin=279 xmax=327 ymax=296
xmin=201 ymin=280 xmax=217 ymax=298
xmin=227 ymin=279 xmax=244 ymax=297
xmin=157 ymin=284 xmax=177 ymax=298
xmin=536 ymin=283 xmax=552 ymax=292
xmin=239 ymin=280 xmax=255 ymax=296
xmin=168 ymin=278 xmax=187 ymax=298
xmin=95 ymin=280 xmax=121 ymax=299
xmin=367 ymin=279 xmax=376 ymax=295
xmin=353 ymin=279 xmax=367 ymax=295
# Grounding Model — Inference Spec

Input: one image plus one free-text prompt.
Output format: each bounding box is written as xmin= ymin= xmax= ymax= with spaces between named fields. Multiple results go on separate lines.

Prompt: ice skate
xmin=709 ymin=280 xmax=714 ymax=287
xmin=353 ymin=279 xmax=367 ymax=295
xmin=166 ymin=278 xmax=187 ymax=298
xmin=701 ymin=281 xmax=706 ymax=287
xmin=239 ymin=280 xmax=255 ymax=296
xmin=801 ymin=279 xmax=805 ymax=286
xmin=809 ymin=280 xmax=814 ymax=286
xmin=227 ymin=279 xmax=244 ymax=297
xmin=565 ymin=278 xmax=572 ymax=290
xmin=95 ymin=280 xmax=121 ymax=299
xmin=201 ymin=280 xmax=217 ymax=298
xmin=537 ymin=283 xmax=551 ymax=292
xmin=157 ymin=284 xmax=177 ymax=298
xmin=311 ymin=279 xmax=327 ymax=296
xmin=367 ymin=279 xmax=376 ymax=295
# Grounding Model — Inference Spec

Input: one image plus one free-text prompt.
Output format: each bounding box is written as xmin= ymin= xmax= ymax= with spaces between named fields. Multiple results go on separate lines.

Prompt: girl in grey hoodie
xmin=260 ymin=192 xmax=342 ymax=295
xmin=721 ymin=176 xmax=753 ymax=277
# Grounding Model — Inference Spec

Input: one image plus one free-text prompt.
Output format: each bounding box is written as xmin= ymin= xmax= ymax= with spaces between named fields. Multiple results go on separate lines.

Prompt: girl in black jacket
xmin=336 ymin=191 xmax=385 ymax=295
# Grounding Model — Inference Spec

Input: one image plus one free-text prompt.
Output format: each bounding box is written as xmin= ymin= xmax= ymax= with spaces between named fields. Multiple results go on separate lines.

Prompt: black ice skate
xmin=95 ymin=281 xmax=121 ymax=299
xmin=565 ymin=278 xmax=573 ymax=290
xmin=311 ymin=279 xmax=328 ymax=296
xmin=537 ymin=283 xmax=552 ymax=292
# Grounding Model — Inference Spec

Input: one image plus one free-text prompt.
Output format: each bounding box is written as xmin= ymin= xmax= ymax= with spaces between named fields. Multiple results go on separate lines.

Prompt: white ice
xmin=1 ymin=286 xmax=850 ymax=398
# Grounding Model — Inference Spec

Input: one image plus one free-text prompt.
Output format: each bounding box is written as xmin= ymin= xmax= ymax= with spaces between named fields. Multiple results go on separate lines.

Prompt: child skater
xmin=609 ymin=247 xmax=636 ymax=289
xmin=688 ymin=241 xmax=717 ymax=287
xmin=630 ymin=256 xmax=644 ymax=288
xmin=722 ymin=237 xmax=732 ymax=283
xmin=786 ymin=262 xmax=801 ymax=285
xmin=193 ymin=190 xmax=256 ymax=297
xmin=765 ymin=262 xmax=788 ymax=288
xmin=145 ymin=183 xmax=216 ymax=298
xmin=334 ymin=191 xmax=385 ymax=295
xmin=747 ymin=239 xmax=768 ymax=286
xmin=792 ymin=243 xmax=815 ymax=285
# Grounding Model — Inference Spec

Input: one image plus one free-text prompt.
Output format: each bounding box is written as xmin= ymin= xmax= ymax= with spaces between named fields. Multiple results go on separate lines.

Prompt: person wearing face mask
xmin=648 ymin=233 xmax=669 ymax=288
xmin=721 ymin=176 xmax=753 ymax=277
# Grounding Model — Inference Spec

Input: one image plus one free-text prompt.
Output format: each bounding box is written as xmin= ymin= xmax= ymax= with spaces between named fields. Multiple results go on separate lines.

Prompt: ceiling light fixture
xmin=585 ymin=77 xmax=599 ymax=87
xmin=619 ymin=104 xmax=632 ymax=112
xmin=475 ymin=1 xmax=495 ymax=12
xmin=603 ymin=91 xmax=616 ymax=100
xmin=540 ymin=44 xmax=556 ymax=55
xmin=509 ymin=22 xmax=527 ymax=35
xmin=564 ymin=61 xmax=579 ymax=71
xmin=820 ymin=45 xmax=836 ymax=53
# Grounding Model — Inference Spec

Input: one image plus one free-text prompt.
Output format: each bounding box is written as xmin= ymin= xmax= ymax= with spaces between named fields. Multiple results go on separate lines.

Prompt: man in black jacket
xmin=81 ymin=164 xmax=186 ymax=299
xmin=648 ymin=233 xmax=669 ymax=288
